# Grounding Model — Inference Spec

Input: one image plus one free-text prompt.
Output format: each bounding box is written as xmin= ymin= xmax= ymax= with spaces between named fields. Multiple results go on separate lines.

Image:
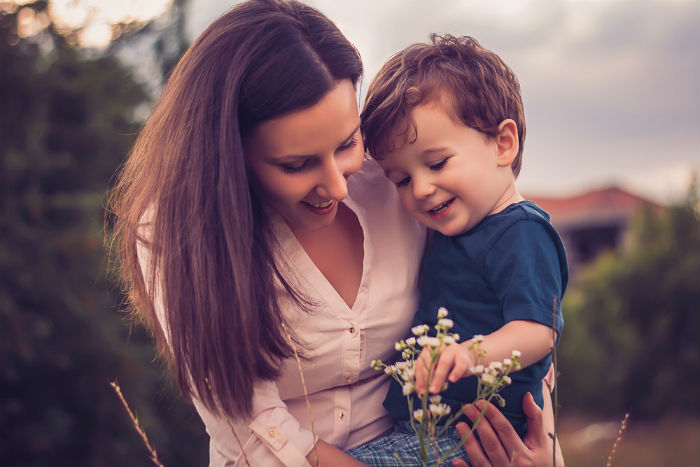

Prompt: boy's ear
xmin=495 ymin=119 xmax=519 ymax=167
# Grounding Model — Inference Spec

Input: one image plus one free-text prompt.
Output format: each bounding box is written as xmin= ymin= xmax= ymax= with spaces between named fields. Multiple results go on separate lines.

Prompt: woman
xmin=109 ymin=0 xmax=561 ymax=465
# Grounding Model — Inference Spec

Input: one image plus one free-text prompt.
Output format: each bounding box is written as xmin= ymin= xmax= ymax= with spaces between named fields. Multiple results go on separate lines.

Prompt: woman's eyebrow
xmin=341 ymin=123 xmax=361 ymax=145
xmin=275 ymin=123 xmax=361 ymax=160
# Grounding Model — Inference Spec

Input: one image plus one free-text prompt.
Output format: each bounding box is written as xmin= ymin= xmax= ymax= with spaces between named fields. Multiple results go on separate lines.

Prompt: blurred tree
xmin=558 ymin=179 xmax=700 ymax=419
xmin=0 ymin=3 xmax=207 ymax=466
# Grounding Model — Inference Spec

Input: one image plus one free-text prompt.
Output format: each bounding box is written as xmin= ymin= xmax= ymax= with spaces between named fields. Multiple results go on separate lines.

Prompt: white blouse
xmin=143 ymin=159 xmax=425 ymax=466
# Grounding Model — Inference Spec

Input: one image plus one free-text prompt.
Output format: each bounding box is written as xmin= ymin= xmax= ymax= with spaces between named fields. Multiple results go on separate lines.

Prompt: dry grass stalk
xmin=281 ymin=322 xmax=319 ymax=467
xmin=605 ymin=412 xmax=630 ymax=467
xmin=205 ymin=378 xmax=251 ymax=467
xmin=551 ymin=296 xmax=559 ymax=467
xmin=109 ymin=381 xmax=164 ymax=467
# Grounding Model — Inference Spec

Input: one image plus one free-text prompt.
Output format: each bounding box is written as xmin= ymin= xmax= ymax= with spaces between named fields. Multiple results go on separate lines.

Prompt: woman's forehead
xmin=247 ymin=80 xmax=360 ymax=159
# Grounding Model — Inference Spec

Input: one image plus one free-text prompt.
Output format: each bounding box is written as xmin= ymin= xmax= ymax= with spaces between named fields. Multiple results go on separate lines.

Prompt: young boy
xmin=352 ymin=35 xmax=568 ymax=464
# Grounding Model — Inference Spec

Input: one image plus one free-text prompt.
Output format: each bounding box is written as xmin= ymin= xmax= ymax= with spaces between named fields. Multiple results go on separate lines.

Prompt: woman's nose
xmin=316 ymin=157 xmax=349 ymax=200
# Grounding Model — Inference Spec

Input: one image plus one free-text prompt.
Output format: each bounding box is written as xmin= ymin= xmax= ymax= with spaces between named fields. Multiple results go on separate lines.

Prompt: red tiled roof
xmin=525 ymin=186 xmax=662 ymax=226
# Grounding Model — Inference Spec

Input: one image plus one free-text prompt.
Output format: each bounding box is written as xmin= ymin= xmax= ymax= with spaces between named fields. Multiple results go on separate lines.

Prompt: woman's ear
xmin=495 ymin=119 xmax=519 ymax=167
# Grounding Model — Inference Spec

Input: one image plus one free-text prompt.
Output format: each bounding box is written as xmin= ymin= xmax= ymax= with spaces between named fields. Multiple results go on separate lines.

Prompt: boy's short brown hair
xmin=361 ymin=34 xmax=526 ymax=177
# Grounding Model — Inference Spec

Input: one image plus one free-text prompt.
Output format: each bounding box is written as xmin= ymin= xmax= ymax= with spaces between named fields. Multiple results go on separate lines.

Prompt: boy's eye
xmin=429 ymin=158 xmax=448 ymax=170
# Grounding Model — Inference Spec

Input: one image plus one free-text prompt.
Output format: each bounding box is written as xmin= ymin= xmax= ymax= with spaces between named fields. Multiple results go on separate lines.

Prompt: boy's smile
xmin=376 ymin=101 xmax=523 ymax=236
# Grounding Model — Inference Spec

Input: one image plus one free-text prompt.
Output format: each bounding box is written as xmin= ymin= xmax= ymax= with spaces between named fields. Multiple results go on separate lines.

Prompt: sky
xmin=183 ymin=0 xmax=700 ymax=203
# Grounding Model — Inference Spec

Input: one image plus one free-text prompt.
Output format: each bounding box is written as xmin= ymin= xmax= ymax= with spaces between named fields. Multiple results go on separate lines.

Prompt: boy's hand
xmin=415 ymin=342 xmax=477 ymax=395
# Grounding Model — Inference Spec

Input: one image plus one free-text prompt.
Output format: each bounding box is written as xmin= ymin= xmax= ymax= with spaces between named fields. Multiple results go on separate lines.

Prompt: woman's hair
xmin=107 ymin=0 xmax=362 ymax=418
xmin=362 ymin=34 xmax=525 ymax=177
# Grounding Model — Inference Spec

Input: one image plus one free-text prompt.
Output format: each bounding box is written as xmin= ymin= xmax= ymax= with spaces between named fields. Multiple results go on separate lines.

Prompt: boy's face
xmin=376 ymin=101 xmax=520 ymax=236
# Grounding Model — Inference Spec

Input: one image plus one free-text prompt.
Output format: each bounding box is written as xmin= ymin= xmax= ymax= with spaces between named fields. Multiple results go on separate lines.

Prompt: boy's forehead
xmin=372 ymin=97 xmax=460 ymax=159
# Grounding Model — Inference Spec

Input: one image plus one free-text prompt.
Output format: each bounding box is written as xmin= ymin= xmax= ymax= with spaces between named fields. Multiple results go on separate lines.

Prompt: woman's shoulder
xmin=347 ymin=158 xmax=394 ymax=200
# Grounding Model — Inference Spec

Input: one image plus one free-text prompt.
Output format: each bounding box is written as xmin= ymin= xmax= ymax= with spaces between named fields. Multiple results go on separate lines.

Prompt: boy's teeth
xmin=429 ymin=201 xmax=449 ymax=213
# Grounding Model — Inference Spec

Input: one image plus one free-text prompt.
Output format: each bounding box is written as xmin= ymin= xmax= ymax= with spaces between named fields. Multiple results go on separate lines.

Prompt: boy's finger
xmin=429 ymin=354 xmax=452 ymax=393
xmin=448 ymin=357 xmax=469 ymax=382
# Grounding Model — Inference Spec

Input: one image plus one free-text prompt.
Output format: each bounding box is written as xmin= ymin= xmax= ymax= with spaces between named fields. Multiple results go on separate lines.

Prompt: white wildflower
xmin=412 ymin=324 xmax=429 ymax=336
xmin=481 ymin=373 xmax=496 ymax=385
xmin=443 ymin=335 xmax=456 ymax=345
xmin=402 ymin=381 xmax=415 ymax=396
xmin=413 ymin=409 xmax=424 ymax=422
xmin=473 ymin=335 xmax=485 ymax=343
xmin=452 ymin=333 xmax=460 ymax=342
xmin=511 ymin=350 xmax=521 ymax=358
xmin=429 ymin=403 xmax=451 ymax=417
xmin=469 ymin=364 xmax=484 ymax=375
xmin=384 ymin=365 xmax=396 ymax=376
xmin=503 ymin=358 xmax=512 ymax=367
xmin=417 ymin=336 xmax=429 ymax=347
xmin=489 ymin=361 xmax=503 ymax=371
xmin=402 ymin=349 xmax=412 ymax=360
xmin=437 ymin=307 xmax=449 ymax=319
xmin=502 ymin=375 xmax=512 ymax=385
xmin=395 ymin=342 xmax=405 ymax=351
xmin=426 ymin=337 xmax=441 ymax=348
xmin=405 ymin=337 xmax=416 ymax=346
xmin=429 ymin=395 xmax=442 ymax=404
xmin=437 ymin=318 xmax=454 ymax=329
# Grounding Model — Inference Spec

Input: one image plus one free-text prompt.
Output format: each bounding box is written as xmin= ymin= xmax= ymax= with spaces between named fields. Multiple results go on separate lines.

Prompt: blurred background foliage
xmin=558 ymin=183 xmax=700 ymax=419
xmin=0 ymin=0 xmax=698 ymax=466
xmin=1 ymin=1 xmax=207 ymax=466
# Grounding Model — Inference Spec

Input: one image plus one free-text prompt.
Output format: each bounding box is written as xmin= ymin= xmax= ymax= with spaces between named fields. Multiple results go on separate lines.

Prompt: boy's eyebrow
xmin=421 ymin=147 xmax=449 ymax=155
xmin=274 ymin=123 xmax=361 ymax=160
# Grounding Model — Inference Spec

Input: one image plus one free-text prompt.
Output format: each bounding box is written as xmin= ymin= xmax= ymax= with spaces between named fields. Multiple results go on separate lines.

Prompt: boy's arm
xmin=418 ymin=319 xmax=555 ymax=394
xmin=476 ymin=319 xmax=555 ymax=369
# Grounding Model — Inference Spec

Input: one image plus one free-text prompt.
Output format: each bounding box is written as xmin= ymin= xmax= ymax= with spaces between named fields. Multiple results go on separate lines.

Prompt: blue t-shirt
xmin=383 ymin=201 xmax=568 ymax=438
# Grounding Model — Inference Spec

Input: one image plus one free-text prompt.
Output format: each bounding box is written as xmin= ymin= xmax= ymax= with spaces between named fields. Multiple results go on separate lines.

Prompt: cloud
xmin=185 ymin=0 xmax=699 ymax=203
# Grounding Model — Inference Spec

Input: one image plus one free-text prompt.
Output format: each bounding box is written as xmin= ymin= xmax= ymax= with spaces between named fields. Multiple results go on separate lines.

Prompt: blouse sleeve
xmin=193 ymin=381 xmax=316 ymax=467
xmin=136 ymin=239 xmax=316 ymax=467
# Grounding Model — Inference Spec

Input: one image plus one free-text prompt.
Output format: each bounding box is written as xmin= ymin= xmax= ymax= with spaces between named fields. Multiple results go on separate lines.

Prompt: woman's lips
xmin=302 ymin=199 xmax=337 ymax=215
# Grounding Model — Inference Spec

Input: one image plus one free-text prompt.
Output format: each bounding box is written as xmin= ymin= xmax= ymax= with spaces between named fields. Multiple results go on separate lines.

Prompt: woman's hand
xmin=452 ymin=391 xmax=564 ymax=467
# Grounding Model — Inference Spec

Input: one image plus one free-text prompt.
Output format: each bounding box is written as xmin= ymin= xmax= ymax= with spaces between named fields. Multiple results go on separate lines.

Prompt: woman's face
xmin=245 ymin=79 xmax=364 ymax=233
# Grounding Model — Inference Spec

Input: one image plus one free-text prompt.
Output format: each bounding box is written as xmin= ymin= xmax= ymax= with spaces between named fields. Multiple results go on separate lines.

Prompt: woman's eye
xmin=395 ymin=176 xmax=410 ymax=188
xmin=280 ymin=160 xmax=309 ymax=173
xmin=338 ymin=137 xmax=358 ymax=152
xmin=429 ymin=158 xmax=448 ymax=170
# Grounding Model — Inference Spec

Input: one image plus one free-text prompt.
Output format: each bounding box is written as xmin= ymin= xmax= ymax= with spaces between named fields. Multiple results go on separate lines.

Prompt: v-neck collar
xmin=272 ymin=195 xmax=372 ymax=315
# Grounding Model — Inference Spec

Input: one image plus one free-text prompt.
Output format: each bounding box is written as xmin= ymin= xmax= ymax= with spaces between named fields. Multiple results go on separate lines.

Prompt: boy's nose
xmin=412 ymin=177 xmax=435 ymax=200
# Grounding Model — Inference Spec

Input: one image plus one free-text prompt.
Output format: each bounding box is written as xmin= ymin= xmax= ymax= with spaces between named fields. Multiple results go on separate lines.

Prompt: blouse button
xmin=348 ymin=326 xmax=356 ymax=334
xmin=338 ymin=411 xmax=345 ymax=420
xmin=268 ymin=429 xmax=276 ymax=437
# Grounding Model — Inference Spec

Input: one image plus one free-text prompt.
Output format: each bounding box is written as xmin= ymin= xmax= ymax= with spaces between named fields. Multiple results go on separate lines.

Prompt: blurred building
xmin=527 ymin=186 xmax=663 ymax=274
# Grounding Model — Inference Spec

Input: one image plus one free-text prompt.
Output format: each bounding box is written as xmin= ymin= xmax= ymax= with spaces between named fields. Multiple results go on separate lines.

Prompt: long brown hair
xmin=107 ymin=0 xmax=362 ymax=418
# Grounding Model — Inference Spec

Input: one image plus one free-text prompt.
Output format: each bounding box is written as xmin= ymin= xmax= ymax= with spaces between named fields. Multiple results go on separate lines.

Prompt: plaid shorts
xmin=346 ymin=421 xmax=470 ymax=466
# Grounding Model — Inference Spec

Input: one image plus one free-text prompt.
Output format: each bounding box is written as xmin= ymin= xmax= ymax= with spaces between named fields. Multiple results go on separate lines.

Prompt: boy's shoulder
xmin=448 ymin=201 xmax=559 ymax=257
xmin=461 ymin=201 xmax=552 ymax=240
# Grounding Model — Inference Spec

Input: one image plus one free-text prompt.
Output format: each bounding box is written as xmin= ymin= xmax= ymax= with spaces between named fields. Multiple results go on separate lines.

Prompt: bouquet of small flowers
xmin=371 ymin=307 xmax=521 ymax=467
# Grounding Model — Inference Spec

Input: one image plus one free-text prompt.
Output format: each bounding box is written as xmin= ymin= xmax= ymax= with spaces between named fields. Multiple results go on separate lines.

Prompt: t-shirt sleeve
xmin=137 ymin=238 xmax=316 ymax=467
xmin=484 ymin=220 xmax=565 ymax=342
